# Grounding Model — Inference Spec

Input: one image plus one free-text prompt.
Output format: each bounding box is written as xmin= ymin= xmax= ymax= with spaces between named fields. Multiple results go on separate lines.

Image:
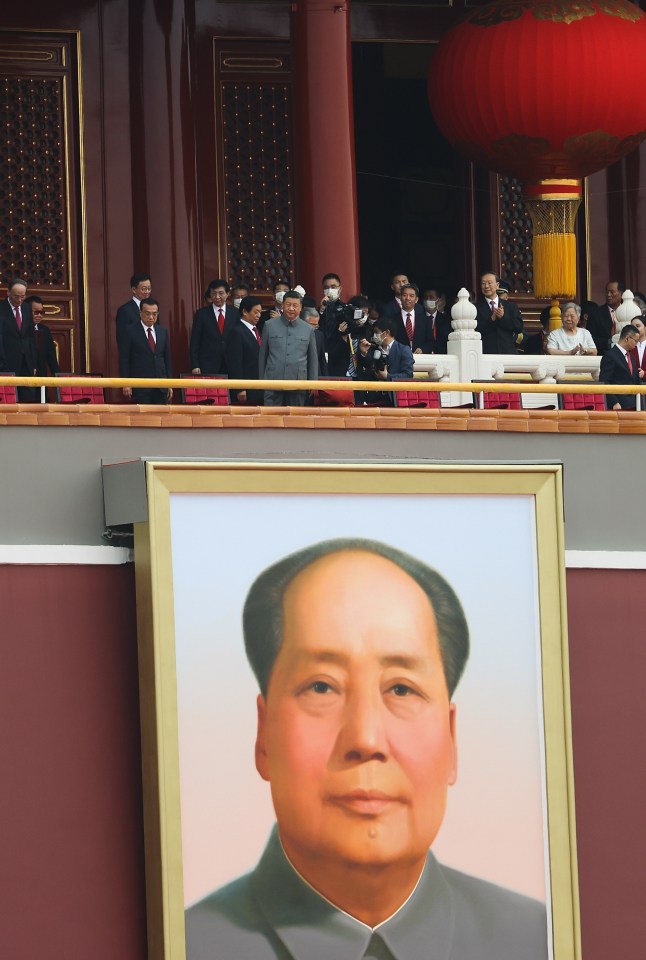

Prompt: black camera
xmin=360 ymin=343 xmax=388 ymax=375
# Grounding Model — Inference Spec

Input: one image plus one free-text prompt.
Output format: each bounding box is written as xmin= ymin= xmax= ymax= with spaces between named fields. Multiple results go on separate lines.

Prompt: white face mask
xmin=233 ymin=298 xmax=242 ymax=309
xmin=373 ymin=333 xmax=384 ymax=345
xmin=324 ymin=286 xmax=340 ymax=301
xmin=275 ymin=290 xmax=286 ymax=304
xmin=424 ymin=299 xmax=436 ymax=312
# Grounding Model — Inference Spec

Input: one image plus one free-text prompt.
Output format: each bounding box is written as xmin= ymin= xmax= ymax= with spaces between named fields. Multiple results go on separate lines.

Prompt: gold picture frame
xmin=131 ymin=460 xmax=579 ymax=960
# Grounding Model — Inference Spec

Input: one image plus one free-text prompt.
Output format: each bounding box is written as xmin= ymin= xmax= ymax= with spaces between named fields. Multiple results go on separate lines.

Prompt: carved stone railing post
xmin=447 ymin=288 xmax=481 ymax=405
xmin=615 ymin=289 xmax=641 ymax=333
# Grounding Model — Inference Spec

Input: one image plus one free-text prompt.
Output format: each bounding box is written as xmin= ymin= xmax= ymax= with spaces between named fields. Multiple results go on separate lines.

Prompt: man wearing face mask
xmin=358 ymin=316 xmax=414 ymax=405
xmin=320 ymin=274 xmax=358 ymax=378
xmin=231 ymin=284 xmax=250 ymax=311
xmin=260 ymin=280 xmax=291 ymax=333
xmin=424 ymin=288 xmax=452 ymax=354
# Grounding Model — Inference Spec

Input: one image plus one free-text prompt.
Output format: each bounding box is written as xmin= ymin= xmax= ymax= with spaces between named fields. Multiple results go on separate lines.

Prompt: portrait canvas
xmin=133 ymin=462 xmax=579 ymax=960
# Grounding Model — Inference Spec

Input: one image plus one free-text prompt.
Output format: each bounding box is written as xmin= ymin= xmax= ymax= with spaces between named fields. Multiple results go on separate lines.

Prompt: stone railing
xmin=412 ymin=287 xmax=642 ymax=407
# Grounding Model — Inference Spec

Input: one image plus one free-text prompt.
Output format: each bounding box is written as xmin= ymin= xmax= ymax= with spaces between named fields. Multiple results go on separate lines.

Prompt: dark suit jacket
xmin=115 ymin=298 xmax=141 ymax=346
xmin=314 ymin=328 xmax=328 ymax=376
xmin=118 ymin=322 xmax=172 ymax=380
xmin=396 ymin=304 xmax=435 ymax=353
xmin=600 ymin=344 xmax=641 ymax=409
xmin=225 ymin=319 xmax=263 ymax=404
xmin=523 ymin=330 xmax=548 ymax=355
xmin=475 ymin=299 xmax=523 ymax=354
xmin=586 ymin=304 xmax=614 ymax=356
xmin=385 ymin=339 xmax=414 ymax=380
xmin=428 ymin=310 xmax=452 ymax=354
xmin=33 ymin=323 xmax=60 ymax=376
xmin=0 ymin=298 xmax=34 ymax=374
xmin=189 ymin=304 xmax=239 ymax=374
xmin=381 ymin=299 xmax=415 ymax=347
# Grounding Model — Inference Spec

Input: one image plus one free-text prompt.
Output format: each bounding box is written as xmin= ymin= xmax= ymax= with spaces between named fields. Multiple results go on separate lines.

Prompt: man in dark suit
xmin=190 ymin=278 xmax=239 ymax=375
xmin=599 ymin=323 xmax=643 ymax=410
xmin=119 ymin=297 xmax=172 ymax=404
xmin=115 ymin=273 xmax=152 ymax=345
xmin=225 ymin=295 xmax=264 ymax=405
xmin=423 ymin=288 xmax=452 ymax=354
xmin=586 ymin=280 xmax=623 ymax=356
xmin=380 ymin=271 xmax=410 ymax=321
xmin=397 ymin=284 xmax=434 ymax=353
xmin=358 ymin=316 xmax=414 ymax=405
xmin=0 ymin=277 xmax=36 ymax=400
xmin=25 ymin=295 xmax=60 ymax=388
xmin=475 ymin=272 xmax=523 ymax=354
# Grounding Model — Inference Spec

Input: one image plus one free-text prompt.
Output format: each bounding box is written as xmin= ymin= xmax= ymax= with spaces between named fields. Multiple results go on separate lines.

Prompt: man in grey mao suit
xmin=259 ymin=290 xmax=318 ymax=406
xmin=185 ymin=539 xmax=548 ymax=960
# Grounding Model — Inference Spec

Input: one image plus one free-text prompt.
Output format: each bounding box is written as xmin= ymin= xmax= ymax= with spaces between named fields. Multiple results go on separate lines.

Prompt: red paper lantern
xmin=428 ymin=0 xmax=646 ymax=297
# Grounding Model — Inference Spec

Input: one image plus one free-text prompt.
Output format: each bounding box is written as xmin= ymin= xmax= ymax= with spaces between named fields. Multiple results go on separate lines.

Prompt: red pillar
xmin=291 ymin=0 xmax=361 ymax=295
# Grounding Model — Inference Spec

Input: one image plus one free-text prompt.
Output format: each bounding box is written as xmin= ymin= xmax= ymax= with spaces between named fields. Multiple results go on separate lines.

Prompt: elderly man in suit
xmin=190 ymin=278 xmax=240 ymax=376
xmin=475 ymin=272 xmax=523 ymax=354
xmin=259 ymin=290 xmax=318 ymax=406
xmin=0 ymin=277 xmax=36 ymax=400
xmin=119 ymin=297 xmax=172 ymax=404
xmin=600 ymin=323 xmax=643 ymax=410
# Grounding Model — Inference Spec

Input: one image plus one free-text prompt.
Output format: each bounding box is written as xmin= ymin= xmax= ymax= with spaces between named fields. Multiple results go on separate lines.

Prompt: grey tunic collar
xmin=251 ymin=827 xmax=455 ymax=960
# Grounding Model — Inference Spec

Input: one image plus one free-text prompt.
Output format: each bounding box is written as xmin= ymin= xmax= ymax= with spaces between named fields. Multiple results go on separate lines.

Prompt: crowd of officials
xmin=0 ymin=272 xmax=644 ymax=409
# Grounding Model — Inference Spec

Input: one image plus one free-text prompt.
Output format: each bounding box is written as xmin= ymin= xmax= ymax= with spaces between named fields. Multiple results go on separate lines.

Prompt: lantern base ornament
xmin=524 ymin=180 xmax=582 ymax=299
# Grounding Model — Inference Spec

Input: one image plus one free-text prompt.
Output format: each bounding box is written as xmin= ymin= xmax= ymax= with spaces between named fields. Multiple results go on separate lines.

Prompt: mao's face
xmin=255 ymin=550 xmax=457 ymax=879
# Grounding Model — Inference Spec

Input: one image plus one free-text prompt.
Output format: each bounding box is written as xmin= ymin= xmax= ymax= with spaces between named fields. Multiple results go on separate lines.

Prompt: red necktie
xmin=626 ymin=351 xmax=634 ymax=374
xmin=15 ymin=305 xmax=22 ymax=330
xmin=218 ymin=309 xmax=225 ymax=334
xmin=405 ymin=312 xmax=413 ymax=344
xmin=254 ymin=328 xmax=261 ymax=345
xmin=147 ymin=328 xmax=155 ymax=352
xmin=490 ymin=300 xmax=496 ymax=314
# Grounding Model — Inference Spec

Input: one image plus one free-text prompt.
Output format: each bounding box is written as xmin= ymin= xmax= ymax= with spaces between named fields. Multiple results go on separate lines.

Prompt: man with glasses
xmin=600 ymin=324 xmax=644 ymax=410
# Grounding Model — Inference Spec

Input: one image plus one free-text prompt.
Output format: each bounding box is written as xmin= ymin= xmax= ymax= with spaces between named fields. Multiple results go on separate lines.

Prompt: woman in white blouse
xmin=546 ymin=302 xmax=597 ymax=356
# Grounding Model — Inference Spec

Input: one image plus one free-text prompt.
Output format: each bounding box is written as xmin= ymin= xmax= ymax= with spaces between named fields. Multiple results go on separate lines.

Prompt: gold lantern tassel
xmin=524 ymin=180 xmax=582 ymax=300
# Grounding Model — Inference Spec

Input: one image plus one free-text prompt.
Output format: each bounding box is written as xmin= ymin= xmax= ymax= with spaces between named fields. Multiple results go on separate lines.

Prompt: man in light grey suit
xmin=186 ymin=539 xmax=548 ymax=960
xmin=258 ymin=290 xmax=318 ymax=405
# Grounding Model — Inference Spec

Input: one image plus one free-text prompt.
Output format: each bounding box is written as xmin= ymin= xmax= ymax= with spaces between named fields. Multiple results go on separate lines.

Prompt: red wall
xmin=568 ymin=568 xmax=646 ymax=960
xmin=1 ymin=564 xmax=146 ymax=960
xmin=1 ymin=562 xmax=645 ymax=958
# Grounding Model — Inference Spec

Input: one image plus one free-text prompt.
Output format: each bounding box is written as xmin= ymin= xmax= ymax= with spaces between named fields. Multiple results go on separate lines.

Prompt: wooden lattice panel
xmin=498 ymin=175 xmax=533 ymax=294
xmin=215 ymin=43 xmax=296 ymax=292
xmin=0 ymin=74 xmax=67 ymax=285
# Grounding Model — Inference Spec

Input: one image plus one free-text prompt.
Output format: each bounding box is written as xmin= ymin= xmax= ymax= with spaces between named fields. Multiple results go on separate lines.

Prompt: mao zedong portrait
xmin=186 ymin=539 xmax=548 ymax=960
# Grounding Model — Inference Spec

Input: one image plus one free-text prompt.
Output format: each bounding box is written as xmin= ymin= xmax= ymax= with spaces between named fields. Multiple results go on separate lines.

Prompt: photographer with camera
xmin=321 ymin=273 xmax=371 ymax=378
xmin=357 ymin=316 xmax=414 ymax=405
